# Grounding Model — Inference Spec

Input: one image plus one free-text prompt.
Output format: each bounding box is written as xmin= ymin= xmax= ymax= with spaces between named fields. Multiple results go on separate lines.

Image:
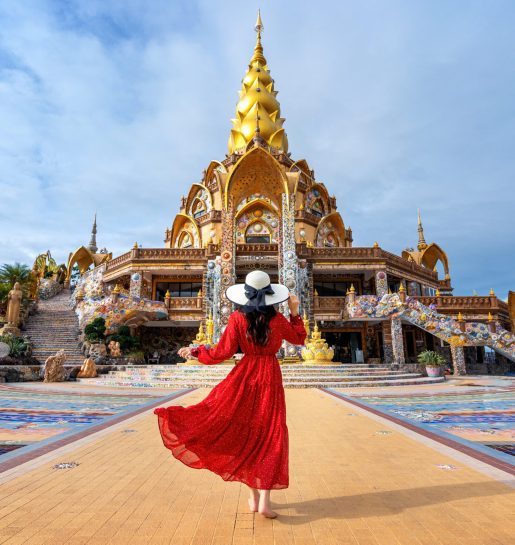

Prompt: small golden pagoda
xmin=301 ymin=322 xmax=336 ymax=365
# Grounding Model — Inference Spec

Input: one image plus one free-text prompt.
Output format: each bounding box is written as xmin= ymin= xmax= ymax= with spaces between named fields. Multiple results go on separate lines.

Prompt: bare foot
xmin=258 ymin=489 xmax=277 ymax=518
xmin=259 ymin=509 xmax=278 ymax=519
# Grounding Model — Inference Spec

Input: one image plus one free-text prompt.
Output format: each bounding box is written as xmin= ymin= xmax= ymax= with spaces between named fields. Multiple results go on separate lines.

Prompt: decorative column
xmin=219 ymin=198 xmax=236 ymax=331
xmin=382 ymin=321 xmax=394 ymax=363
xmin=375 ymin=270 xmax=388 ymax=298
xmin=450 ymin=345 xmax=467 ymax=375
xmin=129 ymin=272 xmax=143 ymax=298
xmin=279 ymin=193 xmax=299 ymax=306
xmin=391 ymin=316 xmax=405 ymax=364
xmin=206 ymin=259 xmax=222 ymax=342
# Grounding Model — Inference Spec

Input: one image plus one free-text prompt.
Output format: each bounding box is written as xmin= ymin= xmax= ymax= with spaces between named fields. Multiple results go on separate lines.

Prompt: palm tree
xmin=0 ymin=263 xmax=32 ymax=288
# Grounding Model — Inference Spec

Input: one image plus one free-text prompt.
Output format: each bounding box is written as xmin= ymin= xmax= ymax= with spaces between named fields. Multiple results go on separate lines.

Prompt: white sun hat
xmin=226 ymin=271 xmax=290 ymax=312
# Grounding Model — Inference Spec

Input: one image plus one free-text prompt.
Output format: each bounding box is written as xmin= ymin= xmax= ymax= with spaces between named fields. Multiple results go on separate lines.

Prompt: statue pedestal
xmin=0 ymin=325 xmax=20 ymax=337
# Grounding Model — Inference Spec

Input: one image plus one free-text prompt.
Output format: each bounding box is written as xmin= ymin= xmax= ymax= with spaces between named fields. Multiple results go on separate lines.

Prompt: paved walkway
xmin=0 ymin=388 xmax=514 ymax=545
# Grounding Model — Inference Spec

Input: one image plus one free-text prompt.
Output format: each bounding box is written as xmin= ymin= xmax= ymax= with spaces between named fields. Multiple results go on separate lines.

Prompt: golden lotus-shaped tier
xmin=301 ymin=323 xmax=335 ymax=365
xmin=228 ymin=13 xmax=288 ymax=154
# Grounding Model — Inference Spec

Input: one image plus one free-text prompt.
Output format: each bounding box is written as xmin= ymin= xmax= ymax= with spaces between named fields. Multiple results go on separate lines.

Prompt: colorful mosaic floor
xmin=329 ymin=379 xmax=515 ymax=465
xmin=0 ymin=384 xmax=170 ymax=458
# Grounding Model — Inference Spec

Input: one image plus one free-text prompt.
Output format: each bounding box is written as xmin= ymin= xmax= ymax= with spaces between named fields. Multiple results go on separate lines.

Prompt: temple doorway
xmin=324 ymin=331 xmax=363 ymax=363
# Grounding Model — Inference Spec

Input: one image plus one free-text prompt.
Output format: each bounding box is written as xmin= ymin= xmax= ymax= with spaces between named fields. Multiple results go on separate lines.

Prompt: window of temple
xmin=191 ymin=198 xmax=207 ymax=218
xmin=244 ymin=221 xmax=271 ymax=244
xmin=314 ymin=282 xmax=359 ymax=296
xmin=236 ymin=208 xmax=279 ymax=244
xmin=388 ymin=280 xmax=400 ymax=293
xmin=155 ymin=281 xmax=202 ymax=301
xmin=305 ymin=188 xmax=326 ymax=217
xmin=187 ymin=188 xmax=211 ymax=218
xmin=407 ymin=281 xmax=422 ymax=296
xmin=177 ymin=230 xmax=193 ymax=248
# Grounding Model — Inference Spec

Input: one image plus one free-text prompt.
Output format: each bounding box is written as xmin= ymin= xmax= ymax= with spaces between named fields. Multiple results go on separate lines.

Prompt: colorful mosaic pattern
xmin=74 ymin=266 xmax=167 ymax=334
xmin=346 ymin=293 xmax=515 ymax=361
xmin=235 ymin=208 xmax=279 ymax=244
xmin=0 ymin=385 xmax=160 ymax=456
xmin=188 ymin=186 xmax=212 ymax=218
xmin=315 ymin=218 xmax=339 ymax=247
xmin=344 ymin=381 xmax=515 ymax=460
xmin=304 ymin=187 xmax=326 ymax=216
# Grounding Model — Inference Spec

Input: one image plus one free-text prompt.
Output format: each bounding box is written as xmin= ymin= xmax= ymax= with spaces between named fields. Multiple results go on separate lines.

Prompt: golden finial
xmin=113 ymin=284 xmax=121 ymax=293
xmin=346 ymin=289 xmax=350 ymax=296
xmin=255 ymin=9 xmax=263 ymax=33
xmin=488 ymin=312 xmax=494 ymax=322
xmin=373 ymin=241 xmax=379 ymax=248
xmin=349 ymin=284 xmax=355 ymax=293
xmin=299 ymin=202 xmax=305 ymax=211
xmin=314 ymin=288 xmax=319 ymax=296
xmin=489 ymin=287 xmax=495 ymax=296
xmin=435 ymin=289 xmax=441 ymax=296
xmin=165 ymin=289 xmax=170 ymax=298
xmin=133 ymin=242 xmax=138 ymax=249
xmin=399 ymin=283 xmax=405 ymax=292
xmin=457 ymin=312 xmax=464 ymax=321
xmin=198 ymin=288 xmax=203 ymax=297
xmin=417 ymin=209 xmax=427 ymax=251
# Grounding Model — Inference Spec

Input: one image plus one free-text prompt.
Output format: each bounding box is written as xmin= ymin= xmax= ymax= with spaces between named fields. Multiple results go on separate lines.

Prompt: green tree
xmin=0 ymin=263 xmax=32 ymax=288
xmin=0 ymin=263 xmax=33 ymax=303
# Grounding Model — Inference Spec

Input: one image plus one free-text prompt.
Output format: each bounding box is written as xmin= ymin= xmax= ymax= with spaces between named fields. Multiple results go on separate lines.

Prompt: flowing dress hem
xmin=154 ymin=408 xmax=288 ymax=490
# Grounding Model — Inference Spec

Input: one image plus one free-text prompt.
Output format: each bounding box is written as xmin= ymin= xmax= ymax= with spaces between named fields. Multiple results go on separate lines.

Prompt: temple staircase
xmin=24 ymin=290 xmax=84 ymax=366
xmin=79 ymin=364 xmax=445 ymax=388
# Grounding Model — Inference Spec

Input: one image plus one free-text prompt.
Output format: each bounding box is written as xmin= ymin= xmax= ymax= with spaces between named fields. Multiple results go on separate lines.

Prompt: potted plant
xmin=417 ymin=350 xmax=446 ymax=377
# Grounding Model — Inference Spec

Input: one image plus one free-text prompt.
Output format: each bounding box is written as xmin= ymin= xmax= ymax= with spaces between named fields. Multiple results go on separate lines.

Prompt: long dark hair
xmin=239 ymin=306 xmax=277 ymax=346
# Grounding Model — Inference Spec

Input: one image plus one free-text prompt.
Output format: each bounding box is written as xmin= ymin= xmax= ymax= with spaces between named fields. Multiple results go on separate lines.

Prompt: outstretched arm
xmin=280 ymin=294 xmax=307 ymax=345
xmin=189 ymin=313 xmax=240 ymax=365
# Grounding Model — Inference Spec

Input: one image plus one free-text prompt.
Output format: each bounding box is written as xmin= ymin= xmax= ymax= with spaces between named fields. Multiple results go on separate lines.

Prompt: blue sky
xmin=0 ymin=0 xmax=514 ymax=296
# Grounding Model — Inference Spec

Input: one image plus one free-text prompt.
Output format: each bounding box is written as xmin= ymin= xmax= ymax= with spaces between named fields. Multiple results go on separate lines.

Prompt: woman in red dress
xmin=154 ymin=270 xmax=306 ymax=518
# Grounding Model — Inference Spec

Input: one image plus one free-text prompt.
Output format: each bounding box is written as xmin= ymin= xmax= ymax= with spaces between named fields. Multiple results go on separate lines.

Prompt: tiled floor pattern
xmin=338 ymin=379 xmax=515 ymax=460
xmin=0 ymin=388 xmax=514 ymax=544
xmin=0 ymin=384 xmax=175 ymax=456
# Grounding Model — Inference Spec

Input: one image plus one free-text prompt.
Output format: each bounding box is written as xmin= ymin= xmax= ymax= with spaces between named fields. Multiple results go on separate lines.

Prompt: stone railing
xmin=165 ymin=296 xmax=203 ymax=310
xmin=236 ymin=243 xmax=279 ymax=255
xmin=415 ymin=295 xmax=499 ymax=310
xmin=313 ymin=296 xmax=346 ymax=318
xmin=105 ymin=248 xmax=206 ymax=272
xmin=295 ymin=245 xmax=438 ymax=284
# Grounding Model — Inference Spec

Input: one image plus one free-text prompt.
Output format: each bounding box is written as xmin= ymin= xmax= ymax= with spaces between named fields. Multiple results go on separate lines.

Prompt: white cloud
xmin=0 ymin=0 xmax=514 ymax=296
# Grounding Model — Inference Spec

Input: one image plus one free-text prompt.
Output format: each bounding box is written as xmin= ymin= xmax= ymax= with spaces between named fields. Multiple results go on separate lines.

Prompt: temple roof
xmin=228 ymin=11 xmax=288 ymax=155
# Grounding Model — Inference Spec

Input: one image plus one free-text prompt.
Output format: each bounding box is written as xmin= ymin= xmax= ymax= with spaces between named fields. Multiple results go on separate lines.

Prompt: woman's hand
xmin=178 ymin=347 xmax=194 ymax=360
xmin=288 ymin=294 xmax=300 ymax=316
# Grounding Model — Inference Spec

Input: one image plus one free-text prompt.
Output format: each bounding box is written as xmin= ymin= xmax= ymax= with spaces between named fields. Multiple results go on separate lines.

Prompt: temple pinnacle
xmin=227 ymin=11 xmax=288 ymax=154
xmin=88 ymin=213 xmax=98 ymax=253
xmin=255 ymin=9 xmax=263 ymax=33
xmin=417 ymin=209 xmax=427 ymax=251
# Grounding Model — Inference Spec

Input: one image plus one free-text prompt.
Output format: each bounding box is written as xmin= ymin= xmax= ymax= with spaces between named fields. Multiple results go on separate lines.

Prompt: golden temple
xmin=65 ymin=13 xmax=514 ymax=374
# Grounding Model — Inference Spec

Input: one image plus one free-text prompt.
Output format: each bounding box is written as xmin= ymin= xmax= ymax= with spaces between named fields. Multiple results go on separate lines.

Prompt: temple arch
xmin=304 ymin=183 xmax=330 ymax=217
xmin=170 ymin=213 xmax=202 ymax=249
xmin=315 ymin=212 xmax=347 ymax=247
xmin=224 ymin=146 xmax=289 ymax=210
xmin=235 ymin=198 xmax=279 ymax=245
xmin=420 ymin=243 xmax=450 ymax=279
xmin=186 ymin=184 xmax=213 ymax=219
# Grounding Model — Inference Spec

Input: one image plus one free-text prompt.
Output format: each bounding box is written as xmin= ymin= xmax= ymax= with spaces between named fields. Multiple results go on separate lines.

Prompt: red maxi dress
xmin=154 ymin=310 xmax=306 ymax=490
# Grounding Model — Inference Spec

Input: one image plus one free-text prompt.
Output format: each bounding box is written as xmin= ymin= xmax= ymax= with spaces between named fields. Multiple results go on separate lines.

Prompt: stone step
xmin=79 ymin=376 xmax=444 ymax=389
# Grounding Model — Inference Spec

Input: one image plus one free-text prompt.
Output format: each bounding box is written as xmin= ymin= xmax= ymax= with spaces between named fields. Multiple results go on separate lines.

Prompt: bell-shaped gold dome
xmin=228 ymin=13 xmax=288 ymax=154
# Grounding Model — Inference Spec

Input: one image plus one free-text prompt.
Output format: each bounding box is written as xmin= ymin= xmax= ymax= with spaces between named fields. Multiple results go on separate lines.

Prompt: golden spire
xmin=228 ymin=11 xmax=288 ymax=154
xmin=417 ymin=209 xmax=427 ymax=250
